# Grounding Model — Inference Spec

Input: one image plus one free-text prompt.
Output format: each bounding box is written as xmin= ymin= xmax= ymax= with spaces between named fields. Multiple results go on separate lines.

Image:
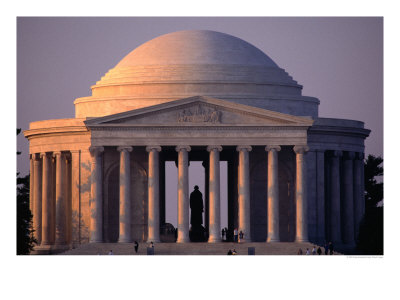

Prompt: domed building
xmin=24 ymin=30 xmax=370 ymax=252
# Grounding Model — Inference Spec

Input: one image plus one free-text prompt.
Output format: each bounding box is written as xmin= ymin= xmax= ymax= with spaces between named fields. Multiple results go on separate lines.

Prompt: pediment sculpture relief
xmin=177 ymin=105 xmax=221 ymax=123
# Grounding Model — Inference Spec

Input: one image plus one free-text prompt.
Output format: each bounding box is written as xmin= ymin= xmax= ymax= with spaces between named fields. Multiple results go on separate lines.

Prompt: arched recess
xmin=104 ymin=160 xmax=148 ymax=242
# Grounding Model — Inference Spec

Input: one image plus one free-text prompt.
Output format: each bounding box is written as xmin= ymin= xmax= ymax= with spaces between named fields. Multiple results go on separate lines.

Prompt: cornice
xmin=24 ymin=126 xmax=89 ymax=138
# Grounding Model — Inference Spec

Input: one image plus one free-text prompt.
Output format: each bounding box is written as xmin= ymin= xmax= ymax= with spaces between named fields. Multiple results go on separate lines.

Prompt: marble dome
xmin=74 ymin=30 xmax=319 ymax=118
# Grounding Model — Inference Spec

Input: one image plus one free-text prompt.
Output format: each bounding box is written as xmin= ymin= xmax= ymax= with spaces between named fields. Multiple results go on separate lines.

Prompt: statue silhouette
xmin=189 ymin=185 xmax=206 ymax=242
xmin=190 ymin=185 xmax=203 ymax=226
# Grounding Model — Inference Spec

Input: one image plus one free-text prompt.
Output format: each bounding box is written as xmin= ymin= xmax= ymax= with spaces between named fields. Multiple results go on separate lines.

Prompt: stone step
xmin=60 ymin=242 xmax=344 ymax=255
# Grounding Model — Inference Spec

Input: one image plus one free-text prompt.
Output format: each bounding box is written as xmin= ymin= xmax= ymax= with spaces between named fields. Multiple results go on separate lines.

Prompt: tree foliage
xmin=364 ymin=154 xmax=383 ymax=209
xmin=17 ymin=128 xmax=37 ymax=254
xmin=356 ymin=154 xmax=384 ymax=255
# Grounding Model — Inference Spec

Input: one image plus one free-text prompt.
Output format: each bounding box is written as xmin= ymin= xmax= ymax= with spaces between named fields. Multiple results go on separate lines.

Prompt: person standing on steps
xmin=317 ymin=246 xmax=322 ymax=255
xmin=312 ymin=246 xmax=316 ymax=255
xmin=329 ymin=242 xmax=334 ymax=255
xmin=134 ymin=241 xmax=139 ymax=254
xmin=239 ymin=230 xmax=244 ymax=242
xmin=108 ymin=250 xmax=113 ymax=255
xmin=234 ymin=228 xmax=238 ymax=243
xmin=324 ymin=242 xmax=329 ymax=255
xmin=297 ymin=248 xmax=303 ymax=255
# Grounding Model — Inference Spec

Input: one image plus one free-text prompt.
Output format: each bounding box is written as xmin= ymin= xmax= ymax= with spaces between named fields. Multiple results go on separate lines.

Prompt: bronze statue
xmin=190 ymin=185 xmax=203 ymax=226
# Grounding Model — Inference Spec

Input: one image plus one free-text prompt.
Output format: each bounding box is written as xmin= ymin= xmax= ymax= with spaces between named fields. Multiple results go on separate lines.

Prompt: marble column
xmin=202 ymin=160 xmax=210 ymax=235
xmin=117 ymin=146 xmax=133 ymax=243
xmin=343 ymin=151 xmax=355 ymax=245
xmin=147 ymin=146 xmax=162 ymax=243
xmin=29 ymin=155 xmax=34 ymax=213
xmin=176 ymin=145 xmax=191 ymax=243
xmin=54 ymin=151 xmax=67 ymax=245
xmin=33 ymin=153 xmax=42 ymax=244
xmin=70 ymin=150 xmax=80 ymax=246
xmin=330 ymin=150 xmax=342 ymax=244
xmin=294 ymin=145 xmax=309 ymax=242
xmin=316 ymin=150 xmax=326 ymax=243
xmin=353 ymin=152 xmax=364 ymax=238
xmin=207 ymin=145 xmax=222 ymax=243
xmin=41 ymin=152 xmax=54 ymax=245
xmin=89 ymin=146 xmax=104 ymax=243
xmin=237 ymin=145 xmax=252 ymax=242
xmin=266 ymin=145 xmax=281 ymax=242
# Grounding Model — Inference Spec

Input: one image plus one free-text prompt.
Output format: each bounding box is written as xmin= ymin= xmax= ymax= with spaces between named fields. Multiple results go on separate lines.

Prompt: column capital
xmin=33 ymin=153 xmax=41 ymax=161
xmin=236 ymin=145 xmax=252 ymax=152
xmin=331 ymin=150 xmax=343 ymax=158
xmin=355 ymin=152 xmax=365 ymax=160
xmin=117 ymin=146 xmax=133 ymax=153
xmin=89 ymin=146 xmax=105 ymax=157
xmin=175 ymin=145 xmax=191 ymax=152
xmin=293 ymin=145 xmax=309 ymax=154
xmin=265 ymin=145 xmax=281 ymax=152
xmin=146 ymin=146 xmax=162 ymax=152
xmin=207 ymin=145 xmax=222 ymax=152
xmin=40 ymin=152 xmax=52 ymax=159
xmin=344 ymin=151 xmax=356 ymax=160
xmin=52 ymin=151 xmax=63 ymax=157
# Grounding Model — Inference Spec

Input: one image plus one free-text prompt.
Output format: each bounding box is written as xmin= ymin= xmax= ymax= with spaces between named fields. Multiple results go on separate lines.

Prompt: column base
xmin=32 ymin=244 xmax=70 ymax=254
xmin=118 ymin=239 xmax=133 ymax=243
xmin=177 ymin=237 xmax=190 ymax=243
xmin=147 ymin=238 xmax=161 ymax=243
xmin=295 ymin=238 xmax=309 ymax=243
xmin=89 ymin=239 xmax=103 ymax=243
xmin=267 ymin=237 xmax=280 ymax=243
xmin=208 ymin=237 xmax=222 ymax=243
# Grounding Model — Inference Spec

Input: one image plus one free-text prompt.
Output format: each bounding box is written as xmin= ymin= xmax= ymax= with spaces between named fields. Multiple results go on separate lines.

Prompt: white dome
xmin=74 ymin=30 xmax=319 ymax=118
xmin=115 ymin=30 xmax=279 ymax=67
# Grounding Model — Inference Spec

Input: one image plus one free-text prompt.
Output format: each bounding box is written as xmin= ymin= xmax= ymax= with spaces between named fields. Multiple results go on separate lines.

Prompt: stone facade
xmin=24 ymin=30 xmax=370 ymax=252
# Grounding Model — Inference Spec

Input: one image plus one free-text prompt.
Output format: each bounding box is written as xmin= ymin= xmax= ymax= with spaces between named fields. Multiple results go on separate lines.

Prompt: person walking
xmin=329 ymin=242 xmax=334 ymax=255
xmin=306 ymin=248 xmax=310 ymax=255
xmin=324 ymin=242 xmax=329 ymax=255
xmin=234 ymin=228 xmax=238 ymax=243
xmin=134 ymin=241 xmax=139 ymax=253
xmin=317 ymin=247 xmax=322 ymax=255
xmin=239 ymin=231 xmax=244 ymax=242
xmin=312 ymin=246 xmax=317 ymax=255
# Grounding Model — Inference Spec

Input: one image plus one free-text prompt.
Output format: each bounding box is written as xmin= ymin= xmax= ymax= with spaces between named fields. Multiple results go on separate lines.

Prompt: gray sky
xmin=17 ymin=17 xmax=383 ymax=177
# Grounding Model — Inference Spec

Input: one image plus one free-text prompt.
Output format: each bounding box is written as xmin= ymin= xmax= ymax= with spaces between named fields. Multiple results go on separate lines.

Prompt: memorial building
xmin=24 ymin=30 xmax=370 ymax=251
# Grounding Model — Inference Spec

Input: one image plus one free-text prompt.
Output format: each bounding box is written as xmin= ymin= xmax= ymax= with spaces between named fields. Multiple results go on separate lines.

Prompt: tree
xmin=364 ymin=154 xmax=383 ymax=209
xmin=356 ymin=154 xmax=383 ymax=255
xmin=17 ymin=128 xmax=37 ymax=254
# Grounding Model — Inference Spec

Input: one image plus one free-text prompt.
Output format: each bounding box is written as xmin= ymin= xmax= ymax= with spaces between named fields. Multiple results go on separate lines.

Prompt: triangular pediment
xmin=85 ymin=96 xmax=313 ymax=127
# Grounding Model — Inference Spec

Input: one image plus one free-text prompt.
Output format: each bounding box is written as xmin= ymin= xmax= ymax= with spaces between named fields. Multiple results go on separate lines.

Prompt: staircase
xmin=59 ymin=242 xmax=344 ymax=255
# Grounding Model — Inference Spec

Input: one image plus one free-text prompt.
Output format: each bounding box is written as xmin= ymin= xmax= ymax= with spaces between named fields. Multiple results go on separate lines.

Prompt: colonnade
xmin=88 ymin=144 xmax=309 ymax=244
xmin=327 ymin=150 xmax=364 ymax=245
xmin=29 ymin=146 xmax=365 ymax=246
xmin=30 ymin=151 xmax=71 ymax=248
